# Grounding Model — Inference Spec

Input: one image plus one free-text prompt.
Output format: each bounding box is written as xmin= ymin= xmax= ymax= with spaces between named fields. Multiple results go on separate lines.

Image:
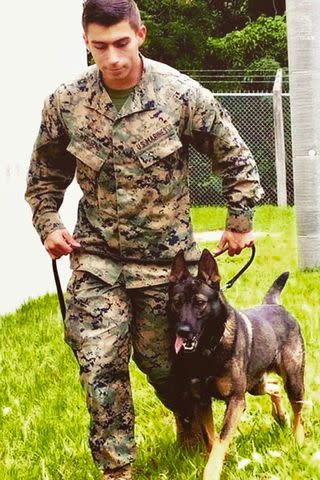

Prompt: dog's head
xmin=168 ymin=249 xmax=224 ymax=354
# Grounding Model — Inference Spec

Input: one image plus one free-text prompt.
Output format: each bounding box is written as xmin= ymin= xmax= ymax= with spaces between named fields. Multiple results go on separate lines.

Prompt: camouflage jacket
xmin=25 ymin=56 xmax=263 ymax=288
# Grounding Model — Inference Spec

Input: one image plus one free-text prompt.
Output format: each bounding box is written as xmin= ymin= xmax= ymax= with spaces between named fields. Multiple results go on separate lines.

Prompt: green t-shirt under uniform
xmin=106 ymin=87 xmax=134 ymax=111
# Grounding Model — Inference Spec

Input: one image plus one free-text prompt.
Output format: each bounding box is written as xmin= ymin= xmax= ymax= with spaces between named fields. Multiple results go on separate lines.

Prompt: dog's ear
xmin=198 ymin=249 xmax=220 ymax=287
xmin=169 ymin=250 xmax=190 ymax=283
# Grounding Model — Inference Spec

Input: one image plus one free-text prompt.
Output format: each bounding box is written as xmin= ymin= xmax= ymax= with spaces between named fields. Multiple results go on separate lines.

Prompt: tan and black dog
xmin=168 ymin=249 xmax=305 ymax=480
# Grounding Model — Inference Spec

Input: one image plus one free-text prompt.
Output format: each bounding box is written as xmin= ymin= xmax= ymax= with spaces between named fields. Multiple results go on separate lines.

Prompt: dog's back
xmin=240 ymin=272 xmax=304 ymax=388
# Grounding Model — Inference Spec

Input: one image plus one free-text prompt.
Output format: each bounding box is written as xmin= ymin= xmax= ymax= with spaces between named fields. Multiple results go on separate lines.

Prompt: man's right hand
xmin=44 ymin=229 xmax=81 ymax=259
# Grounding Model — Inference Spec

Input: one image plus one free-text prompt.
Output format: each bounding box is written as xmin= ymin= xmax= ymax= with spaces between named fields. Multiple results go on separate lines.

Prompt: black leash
xmin=52 ymin=259 xmax=66 ymax=320
xmin=52 ymin=245 xmax=256 ymax=320
xmin=221 ymin=244 xmax=256 ymax=291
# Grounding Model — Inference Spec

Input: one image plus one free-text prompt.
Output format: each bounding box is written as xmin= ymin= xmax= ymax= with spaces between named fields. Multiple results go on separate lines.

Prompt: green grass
xmin=1 ymin=206 xmax=320 ymax=479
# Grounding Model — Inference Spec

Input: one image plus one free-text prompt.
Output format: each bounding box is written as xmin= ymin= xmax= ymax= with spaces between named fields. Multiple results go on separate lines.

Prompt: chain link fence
xmin=188 ymin=91 xmax=293 ymax=206
xmin=182 ymin=69 xmax=290 ymax=94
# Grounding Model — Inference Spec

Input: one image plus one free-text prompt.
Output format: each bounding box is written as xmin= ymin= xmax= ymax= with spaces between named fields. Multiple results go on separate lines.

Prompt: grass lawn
xmin=1 ymin=206 xmax=319 ymax=479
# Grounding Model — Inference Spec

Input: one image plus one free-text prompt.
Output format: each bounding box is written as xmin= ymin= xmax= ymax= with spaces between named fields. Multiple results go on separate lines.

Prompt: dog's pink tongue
xmin=175 ymin=337 xmax=184 ymax=354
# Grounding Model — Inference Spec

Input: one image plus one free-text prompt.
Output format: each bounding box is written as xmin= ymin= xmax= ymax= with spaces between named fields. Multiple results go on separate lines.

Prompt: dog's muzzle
xmin=175 ymin=335 xmax=199 ymax=354
xmin=175 ymin=324 xmax=200 ymax=354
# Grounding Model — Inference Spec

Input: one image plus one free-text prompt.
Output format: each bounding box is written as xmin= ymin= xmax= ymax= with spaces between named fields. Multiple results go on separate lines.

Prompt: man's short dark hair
xmin=82 ymin=0 xmax=142 ymax=32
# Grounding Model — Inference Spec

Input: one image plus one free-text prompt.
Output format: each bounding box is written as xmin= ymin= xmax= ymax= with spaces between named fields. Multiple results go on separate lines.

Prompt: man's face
xmin=84 ymin=20 xmax=146 ymax=89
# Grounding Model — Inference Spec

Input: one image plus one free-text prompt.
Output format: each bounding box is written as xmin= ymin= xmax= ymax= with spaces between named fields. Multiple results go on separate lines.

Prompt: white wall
xmin=0 ymin=1 xmax=86 ymax=315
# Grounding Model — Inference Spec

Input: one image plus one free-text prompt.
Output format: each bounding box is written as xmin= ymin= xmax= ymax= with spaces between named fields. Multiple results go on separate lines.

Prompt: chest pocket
xmin=136 ymin=129 xmax=183 ymax=169
xmin=66 ymin=137 xmax=105 ymax=172
xmin=66 ymin=137 xmax=106 ymax=199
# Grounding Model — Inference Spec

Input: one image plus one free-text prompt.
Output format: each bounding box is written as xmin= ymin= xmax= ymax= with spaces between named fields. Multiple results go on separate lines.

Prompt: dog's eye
xmin=195 ymin=300 xmax=206 ymax=308
xmin=173 ymin=298 xmax=183 ymax=309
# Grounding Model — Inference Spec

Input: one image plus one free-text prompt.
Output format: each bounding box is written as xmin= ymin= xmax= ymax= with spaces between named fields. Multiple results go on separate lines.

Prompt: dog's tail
xmin=263 ymin=272 xmax=289 ymax=305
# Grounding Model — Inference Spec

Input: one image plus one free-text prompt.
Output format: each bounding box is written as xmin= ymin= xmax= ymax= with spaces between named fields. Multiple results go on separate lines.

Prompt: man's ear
xmin=197 ymin=249 xmax=220 ymax=287
xmin=83 ymin=32 xmax=89 ymax=50
xmin=169 ymin=250 xmax=190 ymax=283
xmin=137 ymin=24 xmax=147 ymax=48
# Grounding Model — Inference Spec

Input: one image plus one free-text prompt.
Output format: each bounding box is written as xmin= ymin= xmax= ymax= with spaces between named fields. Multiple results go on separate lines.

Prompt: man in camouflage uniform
xmin=25 ymin=0 xmax=263 ymax=478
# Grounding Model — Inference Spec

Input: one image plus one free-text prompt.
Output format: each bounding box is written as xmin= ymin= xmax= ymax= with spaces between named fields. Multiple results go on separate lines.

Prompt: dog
xmin=167 ymin=249 xmax=305 ymax=480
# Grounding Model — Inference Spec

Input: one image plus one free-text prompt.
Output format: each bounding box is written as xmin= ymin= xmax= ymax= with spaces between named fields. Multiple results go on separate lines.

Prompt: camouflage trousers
xmin=64 ymin=270 xmax=178 ymax=472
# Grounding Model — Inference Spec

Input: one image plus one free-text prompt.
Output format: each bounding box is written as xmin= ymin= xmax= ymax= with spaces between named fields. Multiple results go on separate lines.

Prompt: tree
xmin=139 ymin=0 xmax=220 ymax=69
xmin=248 ymin=0 xmax=285 ymax=18
xmin=138 ymin=1 xmax=288 ymax=71
xmin=207 ymin=15 xmax=287 ymax=70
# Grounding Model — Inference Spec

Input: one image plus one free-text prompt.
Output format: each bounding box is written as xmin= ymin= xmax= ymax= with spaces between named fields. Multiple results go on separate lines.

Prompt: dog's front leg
xmin=202 ymin=396 xmax=245 ymax=480
xmin=194 ymin=402 xmax=215 ymax=454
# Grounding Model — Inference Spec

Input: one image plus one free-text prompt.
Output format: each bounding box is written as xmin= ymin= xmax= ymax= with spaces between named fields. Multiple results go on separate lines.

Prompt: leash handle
xmin=52 ymin=259 xmax=66 ymax=320
xmin=222 ymin=244 xmax=256 ymax=291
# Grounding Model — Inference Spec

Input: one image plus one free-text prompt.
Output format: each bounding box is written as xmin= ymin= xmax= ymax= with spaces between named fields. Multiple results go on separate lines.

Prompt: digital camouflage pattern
xmin=65 ymin=270 xmax=177 ymax=471
xmin=25 ymin=56 xmax=263 ymax=288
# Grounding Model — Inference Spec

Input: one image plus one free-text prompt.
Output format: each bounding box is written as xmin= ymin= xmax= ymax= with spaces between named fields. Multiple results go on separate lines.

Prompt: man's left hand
xmin=216 ymin=230 xmax=255 ymax=256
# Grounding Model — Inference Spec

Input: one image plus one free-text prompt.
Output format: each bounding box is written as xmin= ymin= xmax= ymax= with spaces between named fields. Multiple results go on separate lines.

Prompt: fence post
xmin=273 ymin=69 xmax=287 ymax=206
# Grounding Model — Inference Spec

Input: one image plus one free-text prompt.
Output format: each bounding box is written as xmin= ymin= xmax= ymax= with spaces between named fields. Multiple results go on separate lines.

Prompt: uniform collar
xmin=85 ymin=55 xmax=157 ymax=121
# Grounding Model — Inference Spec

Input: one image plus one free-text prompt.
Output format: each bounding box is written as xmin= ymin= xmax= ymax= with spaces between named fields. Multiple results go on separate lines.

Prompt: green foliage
xmin=139 ymin=0 xmax=220 ymax=69
xmin=243 ymin=57 xmax=282 ymax=92
xmin=246 ymin=56 xmax=281 ymax=74
xmin=137 ymin=2 xmax=287 ymax=71
xmin=207 ymin=15 xmax=287 ymax=69
xmin=209 ymin=0 xmax=249 ymax=36
xmin=247 ymin=0 xmax=285 ymax=19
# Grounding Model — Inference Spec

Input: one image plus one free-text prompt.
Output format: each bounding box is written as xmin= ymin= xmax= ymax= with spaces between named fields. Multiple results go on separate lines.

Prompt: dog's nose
xmin=177 ymin=324 xmax=192 ymax=338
